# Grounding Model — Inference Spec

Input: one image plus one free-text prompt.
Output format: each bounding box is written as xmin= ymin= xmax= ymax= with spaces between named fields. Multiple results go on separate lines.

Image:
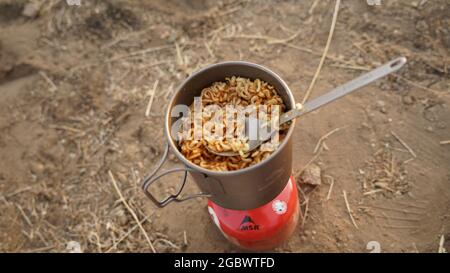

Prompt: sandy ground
xmin=0 ymin=0 xmax=449 ymax=253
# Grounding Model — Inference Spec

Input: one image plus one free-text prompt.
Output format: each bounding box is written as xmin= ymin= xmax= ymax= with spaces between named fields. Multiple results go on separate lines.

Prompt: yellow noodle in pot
xmin=178 ymin=76 xmax=290 ymax=171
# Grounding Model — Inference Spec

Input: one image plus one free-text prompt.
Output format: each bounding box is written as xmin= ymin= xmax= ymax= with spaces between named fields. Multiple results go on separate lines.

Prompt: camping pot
xmin=141 ymin=61 xmax=296 ymax=210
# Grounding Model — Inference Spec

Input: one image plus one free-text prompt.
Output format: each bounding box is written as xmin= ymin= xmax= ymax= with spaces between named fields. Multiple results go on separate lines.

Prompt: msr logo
xmin=239 ymin=216 xmax=259 ymax=231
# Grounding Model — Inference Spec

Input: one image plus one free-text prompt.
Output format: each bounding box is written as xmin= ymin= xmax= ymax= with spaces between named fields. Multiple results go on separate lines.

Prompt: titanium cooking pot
xmin=141 ymin=61 xmax=296 ymax=210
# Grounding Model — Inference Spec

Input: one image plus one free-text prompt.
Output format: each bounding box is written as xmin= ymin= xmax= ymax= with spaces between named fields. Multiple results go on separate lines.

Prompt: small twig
xmin=381 ymin=225 xmax=417 ymax=229
xmin=226 ymin=34 xmax=277 ymax=42
xmin=268 ymin=29 xmax=302 ymax=45
xmin=412 ymin=243 xmax=420 ymax=253
xmin=329 ymin=63 xmax=370 ymax=71
xmin=325 ymin=175 xmax=335 ymax=200
xmin=101 ymin=29 xmax=151 ymax=50
xmin=175 ymin=42 xmax=184 ymax=66
xmin=89 ymin=231 xmax=103 ymax=253
xmin=49 ymin=124 xmax=83 ymax=134
xmin=301 ymin=198 xmax=310 ymax=228
xmin=183 ymin=230 xmax=188 ymax=247
xmin=297 ymin=183 xmax=308 ymax=203
xmin=297 ymin=183 xmax=310 ymax=227
xmin=154 ymin=238 xmax=180 ymax=250
xmin=391 ymin=131 xmax=417 ymax=160
xmin=164 ymin=82 xmax=175 ymax=101
xmin=145 ymin=80 xmax=159 ymax=117
xmin=16 ymin=204 xmax=32 ymax=227
xmin=2 ymin=186 xmax=32 ymax=199
xmin=342 ymin=190 xmax=359 ymax=229
xmin=108 ymin=170 xmax=157 ymax=253
xmin=204 ymin=41 xmax=215 ymax=59
xmin=438 ymin=235 xmax=446 ymax=253
xmin=440 ymin=140 xmax=450 ymax=145
xmin=38 ymin=71 xmax=58 ymax=92
xmin=302 ymin=0 xmax=341 ymax=104
xmin=24 ymin=245 xmax=55 ymax=253
xmin=363 ymin=189 xmax=384 ymax=196
xmin=216 ymin=5 xmax=241 ymax=17
xmin=313 ymin=127 xmax=344 ymax=154
xmin=308 ymin=0 xmax=320 ymax=14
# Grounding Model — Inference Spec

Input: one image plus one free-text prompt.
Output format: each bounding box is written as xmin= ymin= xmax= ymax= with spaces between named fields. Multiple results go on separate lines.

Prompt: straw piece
xmin=325 ymin=175 xmax=335 ymax=200
xmin=204 ymin=41 xmax=215 ymax=58
xmin=302 ymin=0 xmax=341 ymax=104
xmin=16 ymin=204 xmax=32 ymax=227
xmin=381 ymin=225 xmax=417 ymax=229
xmin=39 ymin=71 xmax=58 ymax=92
xmin=313 ymin=127 xmax=344 ymax=154
xmin=145 ymin=80 xmax=159 ymax=117
xmin=391 ymin=131 xmax=417 ymax=160
xmin=343 ymin=190 xmax=359 ymax=229
xmin=308 ymin=0 xmax=320 ymax=14
xmin=438 ymin=235 xmax=446 ymax=253
xmin=183 ymin=230 xmax=188 ymax=247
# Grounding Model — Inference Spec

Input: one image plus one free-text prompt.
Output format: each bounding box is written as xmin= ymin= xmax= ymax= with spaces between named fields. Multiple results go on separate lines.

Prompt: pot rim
xmin=165 ymin=60 xmax=296 ymax=176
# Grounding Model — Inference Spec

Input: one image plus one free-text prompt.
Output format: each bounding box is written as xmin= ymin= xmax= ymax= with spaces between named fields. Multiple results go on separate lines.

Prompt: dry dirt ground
xmin=0 ymin=0 xmax=449 ymax=253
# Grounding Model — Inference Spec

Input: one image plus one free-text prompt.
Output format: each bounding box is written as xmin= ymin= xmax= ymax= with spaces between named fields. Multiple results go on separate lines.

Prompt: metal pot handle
xmin=141 ymin=142 xmax=211 ymax=207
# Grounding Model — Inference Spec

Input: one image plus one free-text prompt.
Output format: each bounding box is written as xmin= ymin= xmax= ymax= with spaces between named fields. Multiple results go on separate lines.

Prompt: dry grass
xmin=359 ymin=147 xmax=411 ymax=197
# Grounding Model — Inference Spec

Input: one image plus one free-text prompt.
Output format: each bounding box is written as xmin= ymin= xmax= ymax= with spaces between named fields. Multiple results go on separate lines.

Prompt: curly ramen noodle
xmin=177 ymin=76 xmax=290 ymax=171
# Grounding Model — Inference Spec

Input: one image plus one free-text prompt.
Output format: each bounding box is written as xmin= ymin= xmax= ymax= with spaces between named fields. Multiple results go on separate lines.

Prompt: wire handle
xmin=141 ymin=142 xmax=210 ymax=207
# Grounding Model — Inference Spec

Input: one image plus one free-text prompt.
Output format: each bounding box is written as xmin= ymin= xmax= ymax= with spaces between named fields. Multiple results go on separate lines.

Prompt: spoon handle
xmin=280 ymin=57 xmax=407 ymax=124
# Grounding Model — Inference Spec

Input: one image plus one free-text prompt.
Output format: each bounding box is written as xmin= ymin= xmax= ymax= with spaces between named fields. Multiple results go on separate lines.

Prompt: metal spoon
xmin=206 ymin=57 xmax=407 ymax=157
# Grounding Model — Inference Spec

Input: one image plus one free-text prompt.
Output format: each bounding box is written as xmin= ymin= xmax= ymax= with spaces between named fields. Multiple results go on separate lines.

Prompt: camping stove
xmin=207 ymin=176 xmax=299 ymax=250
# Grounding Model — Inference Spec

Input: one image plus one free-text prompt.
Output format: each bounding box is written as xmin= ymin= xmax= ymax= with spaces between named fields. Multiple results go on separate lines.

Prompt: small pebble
xmin=29 ymin=161 xmax=45 ymax=175
xmin=299 ymin=163 xmax=321 ymax=186
xmin=402 ymin=95 xmax=414 ymax=105
xmin=376 ymin=100 xmax=386 ymax=108
xmin=376 ymin=100 xmax=387 ymax=114
xmin=22 ymin=2 xmax=40 ymax=18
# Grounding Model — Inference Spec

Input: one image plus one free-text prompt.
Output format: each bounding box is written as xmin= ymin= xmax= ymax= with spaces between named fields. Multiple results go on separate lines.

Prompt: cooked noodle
xmin=178 ymin=76 xmax=290 ymax=171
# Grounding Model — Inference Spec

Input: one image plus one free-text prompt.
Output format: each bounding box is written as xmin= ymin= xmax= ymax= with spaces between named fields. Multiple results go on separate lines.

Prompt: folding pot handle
xmin=141 ymin=142 xmax=211 ymax=207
